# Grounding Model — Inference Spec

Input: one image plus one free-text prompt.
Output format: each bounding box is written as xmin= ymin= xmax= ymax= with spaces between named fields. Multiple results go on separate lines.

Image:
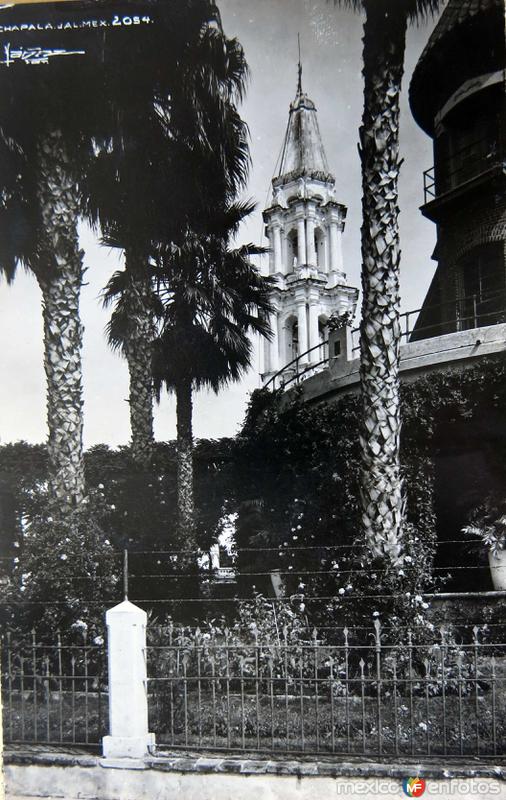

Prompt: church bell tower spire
xmin=261 ymin=65 xmax=358 ymax=383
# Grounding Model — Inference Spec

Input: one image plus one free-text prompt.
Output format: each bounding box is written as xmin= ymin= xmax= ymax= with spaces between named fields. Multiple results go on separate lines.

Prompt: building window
xmin=460 ymin=243 xmax=505 ymax=329
xmin=287 ymin=230 xmax=298 ymax=270
xmin=435 ymin=96 xmax=500 ymax=195
xmin=314 ymin=227 xmax=325 ymax=269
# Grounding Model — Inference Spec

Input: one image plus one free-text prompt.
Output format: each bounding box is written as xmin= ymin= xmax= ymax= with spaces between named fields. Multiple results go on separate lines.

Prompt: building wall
xmin=6 ymin=758 xmax=506 ymax=800
xmin=410 ymin=9 xmax=506 ymax=341
xmin=435 ymin=194 xmax=506 ymax=329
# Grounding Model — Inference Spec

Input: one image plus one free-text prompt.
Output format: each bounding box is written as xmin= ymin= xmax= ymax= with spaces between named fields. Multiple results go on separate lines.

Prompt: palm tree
xmin=0 ymin=79 xmax=95 ymax=516
xmin=86 ymin=112 xmax=176 ymax=469
xmin=0 ymin=4 xmax=165 ymax=511
xmin=101 ymin=254 xmax=160 ymax=469
xmin=0 ymin=0 xmax=249 ymax=506
xmin=152 ymin=203 xmax=274 ymax=546
xmin=333 ymin=0 xmax=441 ymax=565
xmin=88 ymin=18 xmax=250 ymax=468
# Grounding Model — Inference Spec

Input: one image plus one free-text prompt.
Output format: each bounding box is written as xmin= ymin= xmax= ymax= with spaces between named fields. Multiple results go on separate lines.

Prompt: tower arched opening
xmin=286 ymin=229 xmax=298 ymax=272
xmin=314 ymin=226 xmax=326 ymax=270
xmin=283 ymin=315 xmax=299 ymax=364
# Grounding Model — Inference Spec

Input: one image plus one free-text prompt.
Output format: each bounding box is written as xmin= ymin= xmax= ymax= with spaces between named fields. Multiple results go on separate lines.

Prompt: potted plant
xmin=462 ymin=496 xmax=506 ymax=591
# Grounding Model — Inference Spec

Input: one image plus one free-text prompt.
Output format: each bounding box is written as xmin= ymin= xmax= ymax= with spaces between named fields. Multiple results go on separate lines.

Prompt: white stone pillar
xmin=269 ymin=311 xmax=280 ymax=373
xmin=308 ymin=304 xmax=320 ymax=362
xmin=281 ymin=229 xmax=287 ymax=274
xmin=323 ymin=229 xmax=330 ymax=272
xmin=273 ymin=225 xmax=282 ymax=273
xmin=266 ymin=229 xmax=274 ymax=274
xmin=102 ymin=600 xmax=155 ymax=763
xmin=210 ymin=544 xmax=220 ymax=570
xmin=335 ymin=228 xmax=344 ymax=273
xmin=306 ymin=219 xmax=317 ymax=267
xmin=297 ymin=217 xmax=306 ymax=267
xmin=297 ymin=303 xmax=309 ymax=363
xmin=263 ymin=334 xmax=271 ymax=377
xmin=329 ymin=222 xmax=340 ymax=272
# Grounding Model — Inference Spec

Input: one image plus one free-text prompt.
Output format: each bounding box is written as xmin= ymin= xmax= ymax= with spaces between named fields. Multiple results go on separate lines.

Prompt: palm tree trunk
xmin=36 ymin=130 xmax=85 ymax=516
xmin=124 ymin=250 xmax=155 ymax=468
xmin=176 ymin=375 xmax=196 ymax=546
xmin=358 ymin=3 xmax=408 ymax=566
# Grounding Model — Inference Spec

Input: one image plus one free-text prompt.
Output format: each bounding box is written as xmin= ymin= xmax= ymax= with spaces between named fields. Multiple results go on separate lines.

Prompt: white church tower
xmin=261 ymin=66 xmax=358 ymax=383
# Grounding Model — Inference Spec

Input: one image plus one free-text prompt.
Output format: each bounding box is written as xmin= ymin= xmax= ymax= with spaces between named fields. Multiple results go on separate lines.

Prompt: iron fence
xmin=146 ymin=621 xmax=506 ymax=758
xmin=264 ymin=340 xmax=329 ymax=391
xmin=352 ymin=290 xmax=506 ymax=352
xmin=3 ymin=615 xmax=506 ymax=758
xmin=2 ymin=628 xmax=108 ymax=746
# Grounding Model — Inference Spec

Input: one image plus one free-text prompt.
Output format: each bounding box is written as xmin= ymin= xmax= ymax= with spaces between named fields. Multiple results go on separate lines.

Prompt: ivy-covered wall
xmin=231 ymin=356 xmax=506 ymax=605
xmin=1 ymin=356 xmax=505 ymax=632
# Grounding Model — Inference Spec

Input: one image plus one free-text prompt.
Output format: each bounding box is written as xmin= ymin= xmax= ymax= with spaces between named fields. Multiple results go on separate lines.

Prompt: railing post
xmin=102 ymin=600 xmax=155 ymax=763
xmin=328 ymin=325 xmax=353 ymax=377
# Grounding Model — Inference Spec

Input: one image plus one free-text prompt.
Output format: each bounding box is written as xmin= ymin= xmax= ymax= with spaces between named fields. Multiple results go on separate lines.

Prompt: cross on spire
xmin=297 ymin=33 xmax=302 ymax=94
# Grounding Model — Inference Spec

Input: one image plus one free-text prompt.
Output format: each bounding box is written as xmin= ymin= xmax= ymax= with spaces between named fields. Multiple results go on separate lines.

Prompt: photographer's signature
xmin=0 ymin=42 xmax=85 ymax=66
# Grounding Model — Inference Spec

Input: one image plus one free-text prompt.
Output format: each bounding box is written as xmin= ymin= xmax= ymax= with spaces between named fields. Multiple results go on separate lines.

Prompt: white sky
xmin=0 ymin=0 xmax=440 ymax=447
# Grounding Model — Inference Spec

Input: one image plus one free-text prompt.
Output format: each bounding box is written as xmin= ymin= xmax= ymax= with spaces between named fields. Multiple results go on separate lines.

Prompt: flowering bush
xmin=0 ymin=492 xmax=119 ymax=639
xmin=463 ymin=494 xmax=506 ymax=556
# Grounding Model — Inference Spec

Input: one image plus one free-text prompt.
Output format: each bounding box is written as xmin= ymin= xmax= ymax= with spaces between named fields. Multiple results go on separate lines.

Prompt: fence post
xmin=102 ymin=600 xmax=155 ymax=762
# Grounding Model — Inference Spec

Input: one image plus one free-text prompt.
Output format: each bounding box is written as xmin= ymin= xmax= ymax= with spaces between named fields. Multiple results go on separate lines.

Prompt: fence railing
xmin=423 ymin=137 xmax=503 ymax=204
xmin=266 ymin=290 xmax=506 ymax=390
xmin=264 ymin=340 xmax=329 ymax=391
xmin=3 ymin=607 xmax=506 ymax=760
xmin=146 ymin=621 xmax=506 ymax=758
xmin=352 ymin=290 xmax=506 ymax=353
xmin=2 ymin=629 xmax=108 ymax=747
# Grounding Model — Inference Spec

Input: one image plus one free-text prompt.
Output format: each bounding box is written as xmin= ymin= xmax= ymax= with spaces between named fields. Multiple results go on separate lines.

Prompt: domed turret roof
xmin=420 ymin=0 xmax=500 ymax=54
xmin=410 ymin=0 xmax=504 ymax=135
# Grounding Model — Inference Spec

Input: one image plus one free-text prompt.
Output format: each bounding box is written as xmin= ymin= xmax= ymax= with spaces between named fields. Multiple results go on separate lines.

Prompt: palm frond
xmin=331 ymin=0 xmax=442 ymax=23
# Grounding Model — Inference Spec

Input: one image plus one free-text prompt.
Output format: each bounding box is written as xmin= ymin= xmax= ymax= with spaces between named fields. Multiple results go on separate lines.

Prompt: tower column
xmin=307 ymin=218 xmax=317 ymax=266
xmin=273 ymin=225 xmax=282 ymax=272
xmin=308 ymin=303 xmax=320 ymax=362
xmin=297 ymin=302 xmax=309 ymax=363
xmin=329 ymin=222 xmax=339 ymax=271
xmin=323 ymin=229 xmax=330 ymax=272
xmin=329 ymin=222 xmax=344 ymax=273
xmin=267 ymin=229 xmax=275 ymax=274
xmin=269 ymin=310 xmax=280 ymax=373
xmin=297 ymin=217 xmax=306 ymax=267
xmin=281 ymin=229 xmax=287 ymax=274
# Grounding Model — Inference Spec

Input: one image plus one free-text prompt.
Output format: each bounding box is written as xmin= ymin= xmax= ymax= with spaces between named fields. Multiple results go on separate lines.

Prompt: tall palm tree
xmin=88 ymin=18 xmax=250 ymax=468
xmin=0 ymin=0 xmax=249 ymax=505
xmin=333 ymin=0 xmax=441 ymax=565
xmin=152 ymin=203 xmax=274 ymax=546
xmin=86 ymin=112 xmax=178 ymax=468
xmin=101 ymin=253 xmax=160 ymax=468
xmin=0 ymin=3 xmax=163 ymax=511
xmin=0 ymin=69 xmax=96 ymax=516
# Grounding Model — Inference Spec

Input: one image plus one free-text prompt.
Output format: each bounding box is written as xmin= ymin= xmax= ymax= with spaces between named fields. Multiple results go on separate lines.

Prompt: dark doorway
xmin=434 ymin=414 xmax=506 ymax=592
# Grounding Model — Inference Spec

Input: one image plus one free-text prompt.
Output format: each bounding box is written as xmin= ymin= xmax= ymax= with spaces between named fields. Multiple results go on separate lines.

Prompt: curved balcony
xmin=422 ymin=136 xmax=505 ymax=218
xmin=265 ymin=291 xmax=506 ymax=394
